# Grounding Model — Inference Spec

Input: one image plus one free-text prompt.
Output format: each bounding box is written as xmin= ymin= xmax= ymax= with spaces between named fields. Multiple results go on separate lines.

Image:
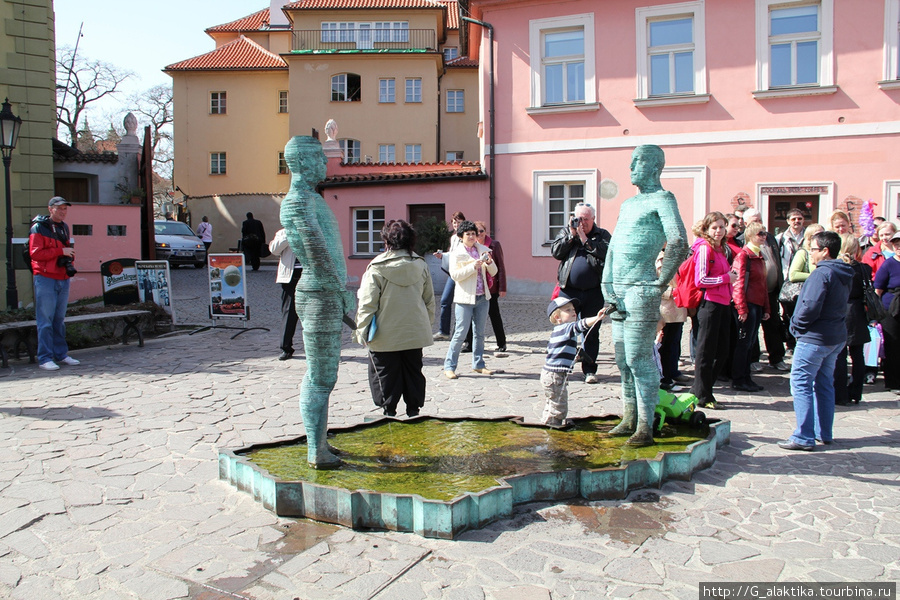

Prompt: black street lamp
xmin=1 ymin=98 xmax=22 ymax=311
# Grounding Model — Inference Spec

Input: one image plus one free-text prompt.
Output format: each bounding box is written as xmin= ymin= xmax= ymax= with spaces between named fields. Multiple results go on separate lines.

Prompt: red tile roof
xmin=323 ymin=161 xmax=484 ymax=185
xmin=165 ymin=36 xmax=287 ymax=71
xmin=446 ymin=56 xmax=477 ymax=68
xmin=438 ymin=0 xmax=459 ymax=29
xmin=285 ymin=0 xmax=445 ymax=9
xmin=205 ymin=8 xmax=270 ymax=33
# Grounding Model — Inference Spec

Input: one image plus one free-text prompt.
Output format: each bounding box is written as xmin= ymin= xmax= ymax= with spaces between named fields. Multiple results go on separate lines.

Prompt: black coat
xmin=846 ymin=261 xmax=872 ymax=346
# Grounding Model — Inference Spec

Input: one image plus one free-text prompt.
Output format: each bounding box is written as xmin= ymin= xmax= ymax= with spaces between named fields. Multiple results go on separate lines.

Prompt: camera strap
xmin=52 ymin=222 xmax=71 ymax=247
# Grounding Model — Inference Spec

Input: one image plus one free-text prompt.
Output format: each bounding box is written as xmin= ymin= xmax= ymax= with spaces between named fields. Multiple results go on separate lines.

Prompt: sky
xmin=53 ymin=0 xmax=269 ymax=126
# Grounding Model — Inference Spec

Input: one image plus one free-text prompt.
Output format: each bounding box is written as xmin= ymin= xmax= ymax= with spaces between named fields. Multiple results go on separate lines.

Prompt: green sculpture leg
xmin=610 ymin=285 xmax=663 ymax=446
xmin=296 ymin=292 xmax=343 ymax=468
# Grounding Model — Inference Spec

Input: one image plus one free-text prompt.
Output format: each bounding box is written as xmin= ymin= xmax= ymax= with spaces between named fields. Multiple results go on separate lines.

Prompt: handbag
xmin=861 ymin=274 xmax=887 ymax=322
xmin=778 ymin=279 xmax=802 ymax=303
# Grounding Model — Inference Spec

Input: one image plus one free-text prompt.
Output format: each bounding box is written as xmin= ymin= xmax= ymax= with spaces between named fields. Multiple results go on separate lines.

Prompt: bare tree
xmin=56 ymin=46 xmax=132 ymax=144
xmin=127 ymin=84 xmax=174 ymax=179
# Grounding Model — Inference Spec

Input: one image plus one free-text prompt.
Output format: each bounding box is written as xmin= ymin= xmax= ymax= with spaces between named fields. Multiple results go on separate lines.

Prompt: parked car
xmin=154 ymin=220 xmax=206 ymax=268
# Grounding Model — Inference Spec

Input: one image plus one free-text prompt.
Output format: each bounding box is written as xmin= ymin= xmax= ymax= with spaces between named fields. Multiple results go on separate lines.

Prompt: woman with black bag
xmin=834 ymin=235 xmax=871 ymax=404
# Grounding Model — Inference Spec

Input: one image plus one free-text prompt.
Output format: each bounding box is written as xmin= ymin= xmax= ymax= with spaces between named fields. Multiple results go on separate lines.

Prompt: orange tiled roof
xmin=324 ymin=161 xmax=484 ymax=185
xmin=446 ymin=56 xmax=477 ymax=68
xmin=438 ymin=0 xmax=459 ymax=29
xmin=285 ymin=0 xmax=445 ymax=10
xmin=205 ymin=8 xmax=270 ymax=33
xmin=165 ymin=36 xmax=287 ymax=71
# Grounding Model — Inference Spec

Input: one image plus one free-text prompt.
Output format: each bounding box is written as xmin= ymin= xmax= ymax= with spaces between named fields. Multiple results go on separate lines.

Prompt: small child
xmin=541 ymin=297 xmax=608 ymax=428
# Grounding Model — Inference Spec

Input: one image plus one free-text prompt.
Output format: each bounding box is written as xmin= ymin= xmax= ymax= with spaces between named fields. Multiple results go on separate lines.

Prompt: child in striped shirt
xmin=541 ymin=296 xmax=608 ymax=428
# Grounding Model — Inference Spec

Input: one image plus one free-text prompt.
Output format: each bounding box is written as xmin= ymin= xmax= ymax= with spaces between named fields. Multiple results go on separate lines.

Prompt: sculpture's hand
xmin=341 ymin=290 xmax=357 ymax=315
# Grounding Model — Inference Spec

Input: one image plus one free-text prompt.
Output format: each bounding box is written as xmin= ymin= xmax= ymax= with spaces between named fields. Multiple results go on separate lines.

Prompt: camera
xmin=57 ymin=255 xmax=77 ymax=278
xmin=569 ymin=216 xmax=582 ymax=229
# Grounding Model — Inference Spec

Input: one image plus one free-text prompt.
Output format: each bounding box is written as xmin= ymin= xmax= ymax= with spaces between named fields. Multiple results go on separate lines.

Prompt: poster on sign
xmin=100 ymin=258 xmax=139 ymax=306
xmin=135 ymin=260 xmax=176 ymax=324
xmin=208 ymin=254 xmax=248 ymax=319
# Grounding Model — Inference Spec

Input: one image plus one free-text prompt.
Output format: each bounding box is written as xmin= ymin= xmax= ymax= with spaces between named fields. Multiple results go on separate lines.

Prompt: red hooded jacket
xmin=29 ymin=215 xmax=72 ymax=280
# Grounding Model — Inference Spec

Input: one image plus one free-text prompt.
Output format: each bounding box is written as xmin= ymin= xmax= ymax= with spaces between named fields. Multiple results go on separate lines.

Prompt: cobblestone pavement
xmin=1 ymin=265 xmax=898 ymax=599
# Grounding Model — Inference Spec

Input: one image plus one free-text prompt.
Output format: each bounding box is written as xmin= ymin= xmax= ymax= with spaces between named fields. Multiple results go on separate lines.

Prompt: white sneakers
xmin=39 ymin=356 xmax=80 ymax=371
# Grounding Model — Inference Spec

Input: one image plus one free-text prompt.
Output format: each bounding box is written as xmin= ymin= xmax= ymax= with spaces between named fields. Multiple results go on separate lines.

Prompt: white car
xmin=154 ymin=220 xmax=206 ymax=268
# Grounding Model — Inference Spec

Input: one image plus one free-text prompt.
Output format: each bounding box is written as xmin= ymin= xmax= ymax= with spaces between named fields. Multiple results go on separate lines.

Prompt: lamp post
xmin=1 ymin=98 xmax=23 ymax=311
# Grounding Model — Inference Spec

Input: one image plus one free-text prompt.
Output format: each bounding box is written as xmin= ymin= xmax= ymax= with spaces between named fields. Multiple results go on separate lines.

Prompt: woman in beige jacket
xmin=354 ymin=220 xmax=435 ymax=417
xmin=443 ymin=220 xmax=498 ymax=379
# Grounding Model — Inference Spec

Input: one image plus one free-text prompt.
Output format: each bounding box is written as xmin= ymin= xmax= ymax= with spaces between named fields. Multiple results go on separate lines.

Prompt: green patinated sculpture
xmin=601 ymin=145 xmax=688 ymax=447
xmin=280 ymin=136 xmax=355 ymax=468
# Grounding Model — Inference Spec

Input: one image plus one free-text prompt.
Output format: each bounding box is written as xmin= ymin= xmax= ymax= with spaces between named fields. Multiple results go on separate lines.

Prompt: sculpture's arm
xmin=601 ymin=243 xmax=616 ymax=302
xmin=657 ymin=193 xmax=689 ymax=287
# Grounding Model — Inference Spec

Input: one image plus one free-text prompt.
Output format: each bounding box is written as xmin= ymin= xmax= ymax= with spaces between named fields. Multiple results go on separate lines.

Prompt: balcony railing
xmin=292 ymin=29 xmax=437 ymax=53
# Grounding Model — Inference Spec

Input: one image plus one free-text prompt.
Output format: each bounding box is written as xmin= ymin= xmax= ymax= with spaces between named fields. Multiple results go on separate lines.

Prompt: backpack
xmin=672 ymin=248 xmax=716 ymax=310
xmin=22 ymin=239 xmax=32 ymax=273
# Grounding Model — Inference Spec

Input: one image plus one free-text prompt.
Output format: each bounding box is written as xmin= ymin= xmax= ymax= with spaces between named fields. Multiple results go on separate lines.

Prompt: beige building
xmin=165 ymin=0 xmax=478 ymax=250
xmin=0 ymin=0 xmax=56 ymax=309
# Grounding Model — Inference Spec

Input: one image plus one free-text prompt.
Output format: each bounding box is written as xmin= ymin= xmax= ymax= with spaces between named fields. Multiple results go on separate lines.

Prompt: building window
xmin=322 ymin=22 xmax=356 ymax=43
xmin=405 ymin=144 xmax=422 ymax=163
xmin=340 ymin=139 xmax=361 ymax=163
xmin=379 ymin=78 xmax=395 ymax=102
xmin=353 ymin=208 xmax=385 ymax=255
xmin=883 ymin=0 xmax=900 ymax=82
xmin=278 ymin=91 xmax=289 ymax=113
xmin=278 ymin=152 xmax=288 ymax=174
xmin=210 ymin=91 xmax=226 ymax=114
xmin=446 ymin=151 xmax=464 ymax=162
xmin=72 ymin=225 xmax=92 ymax=236
xmin=107 ymin=225 xmax=127 ymax=236
xmin=529 ymin=14 xmax=596 ymax=109
xmin=374 ymin=21 xmax=409 ymax=42
xmin=379 ymin=144 xmax=395 ymax=163
xmin=636 ymin=2 xmax=706 ymax=101
xmin=446 ymin=90 xmax=465 ymax=112
xmin=755 ymin=0 xmax=833 ymax=93
xmin=532 ymin=169 xmax=598 ymax=256
xmin=211 ymin=152 xmax=226 ymax=175
xmin=332 ymin=74 xmax=362 ymax=102
xmin=444 ymin=47 xmax=459 ymax=61
xmin=405 ymin=78 xmax=422 ymax=103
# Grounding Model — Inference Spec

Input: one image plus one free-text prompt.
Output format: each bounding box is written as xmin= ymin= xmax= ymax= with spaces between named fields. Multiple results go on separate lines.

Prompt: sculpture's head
xmin=630 ymin=144 xmax=665 ymax=189
xmin=285 ymin=136 xmax=328 ymax=184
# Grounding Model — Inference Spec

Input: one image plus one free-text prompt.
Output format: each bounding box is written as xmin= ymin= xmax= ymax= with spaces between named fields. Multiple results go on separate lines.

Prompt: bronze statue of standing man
xmin=602 ymin=145 xmax=688 ymax=446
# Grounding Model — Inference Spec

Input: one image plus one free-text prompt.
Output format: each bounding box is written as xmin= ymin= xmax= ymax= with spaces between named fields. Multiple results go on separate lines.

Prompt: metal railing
xmin=292 ymin=29 xmax=437 ymax=53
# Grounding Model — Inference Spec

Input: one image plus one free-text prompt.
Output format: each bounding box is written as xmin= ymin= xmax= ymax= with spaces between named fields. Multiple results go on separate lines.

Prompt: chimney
xmin=269 ymin=1 xmax=289 ymax=27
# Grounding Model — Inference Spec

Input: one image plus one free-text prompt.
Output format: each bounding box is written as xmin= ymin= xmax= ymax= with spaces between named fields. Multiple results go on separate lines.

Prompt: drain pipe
xmin=461 ymin=16 xmax=495 ymax=237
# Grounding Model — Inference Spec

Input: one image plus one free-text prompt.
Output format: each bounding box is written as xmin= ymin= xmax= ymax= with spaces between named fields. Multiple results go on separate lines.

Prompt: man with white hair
xmin=551 ymin=202 xmax=611 ymax=384
xmin=739 ymin=207 xmax=789 ymax=371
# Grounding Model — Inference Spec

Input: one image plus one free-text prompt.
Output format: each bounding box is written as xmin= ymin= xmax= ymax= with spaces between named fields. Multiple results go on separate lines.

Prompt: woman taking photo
xmin=873 ymin=231 xmax=900 ymax=393
xmin=689 ymin=212 xmax=736 ymax=409
xmin=444 ymin=220 xmax=498 ymax=379
xmin=354 ymin=220 xmax=435 ymax=417
xmin=835 ymin=234 xmax=870 ymax=404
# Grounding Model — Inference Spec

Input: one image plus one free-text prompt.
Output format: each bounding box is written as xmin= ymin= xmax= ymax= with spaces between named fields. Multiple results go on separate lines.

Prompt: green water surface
xmin=244 ymin=418 xmax=706 ymax=502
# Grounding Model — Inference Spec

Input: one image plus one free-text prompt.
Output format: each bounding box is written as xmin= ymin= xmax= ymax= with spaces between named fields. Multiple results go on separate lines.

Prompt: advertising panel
xmin=135 ymin=260 xmax=176 ymax=324
xmin=100 ymin=258 xmax=139 ymax=306
xmin=208 ymin=254 xmax=248 ymax=319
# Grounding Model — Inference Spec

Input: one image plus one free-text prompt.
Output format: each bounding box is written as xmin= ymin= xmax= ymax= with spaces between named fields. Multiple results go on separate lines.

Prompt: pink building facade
xmin=462 ymin=0 xmax=900 ymax=294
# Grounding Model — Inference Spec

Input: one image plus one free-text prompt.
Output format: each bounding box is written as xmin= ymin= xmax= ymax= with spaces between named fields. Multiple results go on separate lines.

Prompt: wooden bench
xmin=0 ymin=309 xmax=151 ymax=368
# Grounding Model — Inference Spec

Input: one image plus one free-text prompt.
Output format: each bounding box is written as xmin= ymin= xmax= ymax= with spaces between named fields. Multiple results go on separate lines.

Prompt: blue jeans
xmin=789 ymin=340 xmax=842 ymax=446
xmin=439 ymin=278 xmax=456 ymax=335
xmin=444 ymin=295 xmax=488 ymax=371
xmin=34 ymin=275 xmax=70 ymax=365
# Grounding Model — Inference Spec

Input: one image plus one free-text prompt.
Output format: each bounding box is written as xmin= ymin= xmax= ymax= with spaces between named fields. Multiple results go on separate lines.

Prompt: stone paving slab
xmin=0 ymin=266 xmax=898 ymax=598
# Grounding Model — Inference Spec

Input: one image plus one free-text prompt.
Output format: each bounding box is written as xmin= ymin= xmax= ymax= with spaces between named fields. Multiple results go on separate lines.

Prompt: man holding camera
xmin=29 ymin=196 xmax=80 ymax=371
xmin=551 ymin=203 xmax=611 ymax=383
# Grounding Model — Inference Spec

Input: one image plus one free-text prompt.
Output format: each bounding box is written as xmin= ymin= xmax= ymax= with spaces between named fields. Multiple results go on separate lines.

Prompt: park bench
xmin=0 ymin=309 xmax=150 ymax=368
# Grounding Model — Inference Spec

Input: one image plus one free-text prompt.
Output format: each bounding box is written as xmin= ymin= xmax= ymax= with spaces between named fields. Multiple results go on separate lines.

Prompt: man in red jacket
xmin=29 ymin=197 xmax=80 ymax=371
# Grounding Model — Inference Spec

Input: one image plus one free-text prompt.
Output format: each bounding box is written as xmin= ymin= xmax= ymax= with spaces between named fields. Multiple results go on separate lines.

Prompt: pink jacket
xmin=693 ymin=239 xmax=733 ymax=306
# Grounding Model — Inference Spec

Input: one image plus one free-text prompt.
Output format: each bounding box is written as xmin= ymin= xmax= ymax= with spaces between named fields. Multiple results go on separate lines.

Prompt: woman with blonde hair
xmin=688 ymin=212 xmax=737 ymax=409
xmin=783 ymin=223 xmax=825 ymax=351
xmin=834 ymin=234 xmax=870 ymax=405
xmin=829 ymin=210 xmax=851 ymax=235
xmin=862 ymin=220 xmax=897 ymax=279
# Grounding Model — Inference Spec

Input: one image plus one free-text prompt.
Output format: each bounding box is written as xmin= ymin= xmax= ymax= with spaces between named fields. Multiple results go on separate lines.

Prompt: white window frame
xmin=210 ymin=152 xmax=226 ymax=175
xmin=882 ymin=0 xmax=900 ymax=88
xmin=446 ymin=90 xmax=465 ymax=112
xmin=531 ymin=169 xmax=598 ymax=256
xmin=754 ymin=0 xmax=835 ymax=98
xmin=374 ymin=21 xmax=409 ymax=42
xmin=405 ymin=78 xmax=422 ymax=103
xmin=444 ymin=47 xmax=459 ymax=61
xmin=340 ymin=139 xmax=361 ymax=163
xmin=885 ymin=180 xmax=900 ymax=221
xmin=405 ymin=144 xmax=422 ymax=163
xmin=332 ymin=73 xmax=361 ymax=102
xmin=528 ymin=14 xmax=597 ymax=114
xmin=353 ymin=207 xmax=385 ymax=256
xmin=278 ymin=91 xmax=288 ymax=113
xmin=635 ymin=1 xmax=708 ymax=107
xmin=446 ymin=151 xmax=464 ymax=162
xmin=210 ymin=91 xmax=226 ymax=114
xmin=379 ymin=144 xmax=395 ymax=163
xmin=277 ymin=152 xmax=287 ymax=174
xmin=379 ymin=78 xmax=395 ymax=103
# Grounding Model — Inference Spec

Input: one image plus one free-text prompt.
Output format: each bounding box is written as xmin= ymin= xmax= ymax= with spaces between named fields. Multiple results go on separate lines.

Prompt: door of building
xmin=767 ymin=195 xmax=819 ymax=236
